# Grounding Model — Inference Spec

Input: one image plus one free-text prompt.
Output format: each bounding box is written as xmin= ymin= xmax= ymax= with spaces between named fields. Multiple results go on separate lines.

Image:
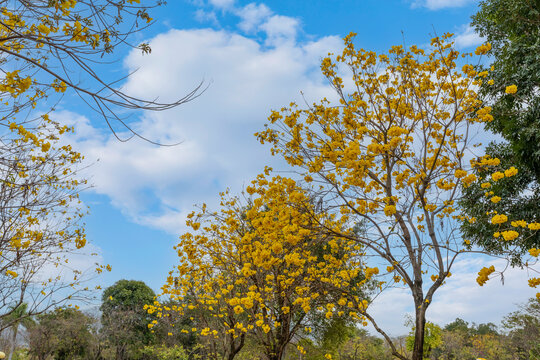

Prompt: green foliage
xmin=472 ymin=0 xmax=540 ymax=176
xmin=444 ymin=318 xmax=470 ymax=334
xmin=334 ymin=328 xmax=390 ymax=360
xmin=406 ymin=322 xmax=442 ymax=359
xmin=149 ymin=300 xmax=198 ymax=352
xmin=140 ymin=344 xmax=193 ymax=360
xmin=310 ymin=318 xmax=360 ymax=359
xmin=503 ymin=297 xmax=540 ymax=359
xmin=27 ymin=308 xmax=94 ymax=360
xmin=431 ymin=317 xmax=514 ymax=360
xmin=101 ymin=279 xmax=156 ymax=312
xmin=100 ymin=280 xmax=157 ymax=360
xmin=461 ymin=0 xmax=540 ymax=255
xmin=460 ymin=143 xmax=540 ymax=263
xmin=11 ymin=349 xmax=29 ymax=360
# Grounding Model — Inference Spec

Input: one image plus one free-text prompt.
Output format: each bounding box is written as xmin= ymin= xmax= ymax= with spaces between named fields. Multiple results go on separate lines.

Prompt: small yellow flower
xmin=490 ymin=196 xmax=501 ymax=203
xmin=491 ymin=171 xmax=504 ymax=181
xmin=505 ymin=85 xmax=517 ymax=94
xmin=501 ymin=230 xmax=519 ymax=241
xmin=528 ymin=248 xmax=540 ymax=257
xmin=491 ymin=214 xmax=508 ymax=224
xmin=528 ymin=222 xmax=540 ymax=231
xmin=504 ymin=166 xmax=518 ymax=177
xmin=384 ymin=205 xmax=396 ymax=216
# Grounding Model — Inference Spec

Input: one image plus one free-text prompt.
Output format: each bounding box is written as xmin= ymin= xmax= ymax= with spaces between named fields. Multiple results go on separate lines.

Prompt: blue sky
xmin=58 ymin=0 xmax=537 ymax=334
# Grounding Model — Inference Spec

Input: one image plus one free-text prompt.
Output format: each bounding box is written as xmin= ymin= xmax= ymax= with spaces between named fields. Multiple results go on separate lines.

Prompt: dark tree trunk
xmin=8 ymin=324 xmax=19 ymax=360
xmin=412 ymin=302 xmax=427 ymax=360
xmin=265 ymin=343 xmax=286 ymax=360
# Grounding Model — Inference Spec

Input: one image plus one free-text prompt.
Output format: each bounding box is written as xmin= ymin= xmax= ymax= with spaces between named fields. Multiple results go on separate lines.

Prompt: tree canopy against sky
xmin=0 ymin=0 xmax=203 ymax=139
xmin=256 ymin=32 xmax=539 ymax=359
xmin=149 ymin=174 xmax=367 ymax=360
xmin=41 ymin=1 xmax=535 ymax=335
xmin=460 ymin=0 xmax=540 ymax=259
xmin=101 ymin=279 xmax=157 ymax=360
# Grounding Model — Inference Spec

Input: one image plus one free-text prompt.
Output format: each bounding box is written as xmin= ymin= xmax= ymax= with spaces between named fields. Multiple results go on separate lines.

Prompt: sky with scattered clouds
xmin=57 ymin=0 xmax=538 ymax=335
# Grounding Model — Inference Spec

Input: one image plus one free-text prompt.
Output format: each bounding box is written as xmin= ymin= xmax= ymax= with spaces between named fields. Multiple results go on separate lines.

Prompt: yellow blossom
xmin=491 ymin=171 xmax=504 ymax=181
xmin=505 ymin=85 xmax=517 ymax=94
xmin=528 ymin=248 xmax=540 ymax=257
xmin=490 ymin=196 xmax=501 ymax=203
xmin=491 ymin=214 xmax=508 ymax=225
xmin=501 ymin=230 xmax=519 ymax=241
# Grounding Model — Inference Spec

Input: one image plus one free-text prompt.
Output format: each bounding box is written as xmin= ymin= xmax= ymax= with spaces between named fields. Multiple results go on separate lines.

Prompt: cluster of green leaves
xmin=3 ymin=280 xmax=199 ymax=360
xmin=462 ymin=0 xmax=540 ymax=255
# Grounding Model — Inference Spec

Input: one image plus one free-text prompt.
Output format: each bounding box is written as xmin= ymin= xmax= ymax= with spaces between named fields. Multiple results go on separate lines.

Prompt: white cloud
xmin=454 ymin=24 xmax=484 ymax=48
xmin=208 ymin=0 xmax=235 ymax=10
xmin=367 ymin=257 xmax=538 ymax=335
xmin=260 ymin=15 xmax=300 ymax=46
xmin=60 ymin=28 xmax=341 ymax=234
xmin=194 ymin=9 xmax=219 ymax=25
xmin=412 ymin=0 xmax=474 ymax=10
xmin=202 ymin=1 xmax=300 ymax=46
xmin=236 ymin=3 xmax=272 ymax=33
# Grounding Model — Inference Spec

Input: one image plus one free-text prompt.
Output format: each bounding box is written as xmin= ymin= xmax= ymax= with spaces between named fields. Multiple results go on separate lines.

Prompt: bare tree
xmin=0 ymin=0 xmax=205 ymax=142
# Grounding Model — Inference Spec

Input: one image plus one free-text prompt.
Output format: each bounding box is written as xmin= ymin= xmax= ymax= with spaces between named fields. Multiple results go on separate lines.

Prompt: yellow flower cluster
xmin=528 ymin=223 xmax=540 ymax=231
xmin=475 ymin=42 xmax=492 ymax=55
xmin=505 ymin=85 xmax=517 ymax=94
xmin=500 ymin=230 xmax=519 ymax=241
xmin=529 ymin=249 xmax=540 ymax=258
xmin=528 ymin=278 xmax=540 ymax=288
xmin=491 ymin=214 xmax=508 ymax=225
xmin=152 ymin=174 xmax=367 ymax=348
xmin=477 ymin=266 xmax=495 ymax=286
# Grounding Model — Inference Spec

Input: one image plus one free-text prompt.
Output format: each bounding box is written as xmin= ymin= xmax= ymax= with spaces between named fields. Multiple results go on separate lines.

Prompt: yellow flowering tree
xmin=0 ymin=0 xmax=192 ymax=333
xmin=0 ymin=0 xmax=202 ymax=138
xmin=150 ymin=174 xmax=367 ymax=360
xmin=256 ymin=34 xmax=501 ymax=360
xmin=463 ymin=160 xmax=540 ymax=297
xmin=0 ymin=113 xmax=110 ymax=331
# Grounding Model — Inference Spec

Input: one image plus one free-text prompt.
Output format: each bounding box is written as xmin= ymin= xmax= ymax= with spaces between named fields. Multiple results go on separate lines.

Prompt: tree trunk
xmin=8 ymin=324 xmax=19 ymax=360
xmin=116 ymin=344 xmax=126 ymax=360
xmin=266 ymin=344 xmax=285 ymax=360
xmin=411 ymin=305 xmax=426 ymax=360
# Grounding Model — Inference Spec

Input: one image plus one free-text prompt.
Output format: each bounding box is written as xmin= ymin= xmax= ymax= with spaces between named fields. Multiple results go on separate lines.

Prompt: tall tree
xmin=150 ymin=174 xmax=366 ymax=360
xmin=502 ymin=297 xmax=540 ymax=359
xmin=101 ymin=280 xmax=156 ymax=360
xmin=0 ymin=113 xmax=101 ymax=330
xmin=256 ymin=33 xmax=519 ymax=360
xmin=27 ymin=308 xmax=95 ymax=360
xmin=461 ymin=0 xmax=540 ymax=257
xmin=2 ymin=303 xmax=33 ymax=360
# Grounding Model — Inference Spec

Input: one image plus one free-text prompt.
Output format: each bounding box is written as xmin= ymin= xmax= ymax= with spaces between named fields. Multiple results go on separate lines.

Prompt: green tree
xmin=27 ymin=308 xmax=95 ymax=360
xmin=150 ymin=300 xmax=198 ymax=352
xmin=502 ymin=297 xmax=540 ymax=359
xmin=101 ymin=280 xmax=156 ymax=360
xmin=444 ymin=318 xmax=470 ymax=334
xmin=461 ymin=0 xmax=540 ymax=257
xmin=2 ymin=303 xmax=34 ymax=360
